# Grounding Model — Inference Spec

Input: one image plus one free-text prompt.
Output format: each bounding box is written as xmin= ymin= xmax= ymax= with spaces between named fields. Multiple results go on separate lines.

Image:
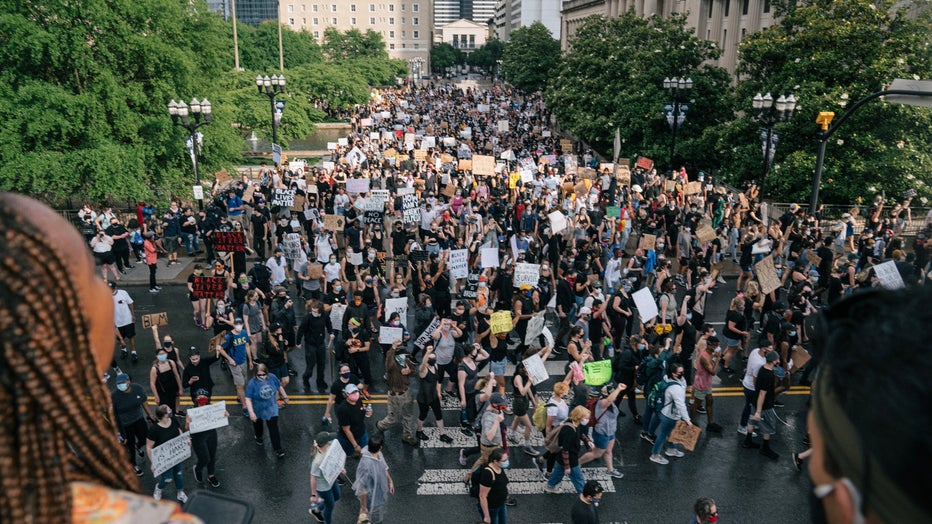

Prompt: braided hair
xmin=0 ymin=194 xmax=137 ymax=523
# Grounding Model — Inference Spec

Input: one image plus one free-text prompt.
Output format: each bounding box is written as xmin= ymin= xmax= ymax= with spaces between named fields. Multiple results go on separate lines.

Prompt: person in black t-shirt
xmin=570 ymin=480 xmax=603 ymax=524
xmin=145 ymin=405 xmax=189 ymax=502
xmin=478 ymin=448 xmax=510 ymax=524
xmin=336 ymin=383 xmax=369 ymax=456
xmin=742 ymin=351 xmax=780 ymax=460
xmin=182 ymin=347 xmax=220 ymax=404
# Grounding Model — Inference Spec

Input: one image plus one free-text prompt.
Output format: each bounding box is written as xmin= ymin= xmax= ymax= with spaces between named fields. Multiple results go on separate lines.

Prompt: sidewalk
xmin=113 ymin=256 xmax=199 ymax=287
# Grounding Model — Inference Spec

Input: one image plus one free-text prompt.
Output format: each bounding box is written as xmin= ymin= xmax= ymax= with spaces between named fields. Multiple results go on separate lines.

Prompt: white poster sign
xmin=497 ymin=120 xmax=509 ymax=133
xmin=548 ymin=211 xmax=567 ymax=234
xmin=338 ymin=138 xmax=349 ymax=147
xmin=319 ymin=438 xmax=348 ymax=486
xmin=346 ymin=178 xmax=370 ymax=194
xmin=513 ymin=263 xmax=540 ymax=288
xmin=349 ymin=252 xmax=363 ymax=266
xmin=330 ymin=303 xmax=346 ymax=330
xmin=524 ymin=312 xmax=546 ymax=345
xmin=187 ymin=401 xmax=229 ymax=434
xmin=480 ymin=247 xmax=500 ymax=269
xmin=384 ymin=297 xmax=408 ymax=327
xmin=522 ymin=353 xmax=549 ymax=385
xmin=151 ymin=431 xmax=191 ymax=477
xmin=367 ymin=190 xmax=390 ymax=211
xmin=873 ymin=260 xmax=905 ymax=290
xmin=370 ymin=132 xmax=381 ymax=140
xmin=632 ymin=287 xmax=659 ymax=323
xmin=449 ymin=249 xmax=469 ymax=279
xmin=379 ymin=326 xmax=405 ymax=344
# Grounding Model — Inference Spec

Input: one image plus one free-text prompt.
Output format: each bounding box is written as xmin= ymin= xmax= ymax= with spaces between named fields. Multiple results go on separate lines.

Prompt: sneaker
xmin=523 ymin=446 xmax=540 ymax=457
xmin=697 ymin=405 xmax=707 ymax=414
xmin=137 ymin=447 xmax=145 ymax=458
xmin=310 ymin=508 xmax=324 ymax=522
xmin=133 ymin=465 xmax=144 ymax=477
xmin=707 ymin=423 xmax=723 ymax=433
xmin=337 ymin=476 xmax=346 ymax=486
xmin=276 ymin=449 xmax=286 ymax=458
xmin=255 ymin=437 xmax=263 ymax=446
xmin=505 ymin=496 xmax=517 ymax=506
xmin=760 ymin=448 xmax=780 ymax=460
xmin=665 ymin=448 xmax=685 ymax=458
xmin=507 ymin=433 xmax=519 ymax=445
xmin=634 ymin=386 xmax=643 ymax=394
xmin=634 ymin=414 xmax=642 ymax=424
xmin=459 ymin=449 xmax=468 ymax=467
xmin=717 ymin=276 xmax=727 ymax=284
xmin=153 ymin=486 xmax=163 ymax=500
xmin=417 ymin=430 xmax=429 ymax=441
xmin=439 ymin=434 xmax=454 ymax=444
xmin=542 ymin=483 xmax=560 ymax=494
xmin=742 ymin=440 xmax=761 ymax=449
xmin=640 ymin=432 xmax=656 ymax=444
xmin=177 ymin=490 xmax=188 ymax=504
xmin=608 ymin=469 xmax=625 ymax=479
xmin=533 ymin=456 xmax=545 ymax=473
xmin=154 ymin=286 xmax=162 ymax=291
xmin=774 ymin=400 xmax=785 ymax=408
xmin=208 ymin=476 xmax=221 ymax=488
xmin=460 ymin=427 xmax=474 ymax=437
xmin=131 ymin=352 xmax=139 ymax=363
xmin=649 ymin=454 xmax=669 ymax=465
xmin=120 ymin=348 xmax=128 ymax=360
xmin=243 ymin=408 xmax=250 ymax=417
xmin=149 ymin=288 xmax=159 ymax=294
xmin=193 ymin=466 xmax=203 ymax=483
xmin=737 ymin=425 xmax=748 ymax=435
xmin=443 ymin=390 xmax=457 ymax=399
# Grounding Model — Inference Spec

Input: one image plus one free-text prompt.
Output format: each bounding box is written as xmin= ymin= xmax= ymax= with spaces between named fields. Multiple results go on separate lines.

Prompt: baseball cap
xmin=578 ymin=306 xmax=592 ymax=316
xmin=344 ymin=383 xmax=359 ymax=395
xmin=766 ymin=351 xmax=781 ymax=363
xmin=315 ymin=431 xmax=338 ymax=447
xmin=489 ymin=392 xmax=507 ymax=407
xmin=234 ymin=317 xmax=244 ymax=324
xmin=116 ymin=373 xmax=130 ymax=384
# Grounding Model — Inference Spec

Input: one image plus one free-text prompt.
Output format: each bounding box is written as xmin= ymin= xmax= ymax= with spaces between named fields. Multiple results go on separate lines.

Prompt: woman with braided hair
xmin=0 ymin=193 xmax=201 ymax=523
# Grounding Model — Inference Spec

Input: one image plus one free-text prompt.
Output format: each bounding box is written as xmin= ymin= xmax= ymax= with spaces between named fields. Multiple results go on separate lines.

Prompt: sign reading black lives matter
xmin=272 ymin=188 xmax=296 ymax=208
xmin=214 ymin=231 xmax=246 ymax=252
xmin=191 ymin=276 xmax=227 ymax=299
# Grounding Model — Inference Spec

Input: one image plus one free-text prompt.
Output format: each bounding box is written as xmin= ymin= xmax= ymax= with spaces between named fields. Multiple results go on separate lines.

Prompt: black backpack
xmin=468 ymin=466 xmax=494 ymax=498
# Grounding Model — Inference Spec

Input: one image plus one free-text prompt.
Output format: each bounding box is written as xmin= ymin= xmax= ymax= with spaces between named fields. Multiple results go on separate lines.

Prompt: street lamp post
xmin=256 ymin=74 xmax=286 ymax=162
xmin=168 ymin=98 xmax=212 ymax=210
xmin=751 ymin=92 xmax=797 ymax=201
xmin=662 ymin=76 xmax=693 ymax=172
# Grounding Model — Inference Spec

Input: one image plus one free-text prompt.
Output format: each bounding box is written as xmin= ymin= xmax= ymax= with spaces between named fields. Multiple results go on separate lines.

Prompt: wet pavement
xmin=113 ymin=279 xmax=813 ymax=524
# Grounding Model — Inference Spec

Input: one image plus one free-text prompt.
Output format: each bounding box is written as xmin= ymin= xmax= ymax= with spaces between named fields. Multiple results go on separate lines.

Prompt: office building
xmin=207 ymin=0 xmax=280 ymax=25
xmin=494 ymin=0 xmax=561 ymax=41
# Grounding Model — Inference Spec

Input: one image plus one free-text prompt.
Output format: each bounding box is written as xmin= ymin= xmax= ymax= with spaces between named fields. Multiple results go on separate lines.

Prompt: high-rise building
xmin=435 ymin=0 xmax=496 ymax=29
xmin=206 ymin=0 xmax=280 ymax=25
xmin=494 ymin=0 xmax=560 ymax=41
xmin=434 ymin=0 xmax=462 ymax=26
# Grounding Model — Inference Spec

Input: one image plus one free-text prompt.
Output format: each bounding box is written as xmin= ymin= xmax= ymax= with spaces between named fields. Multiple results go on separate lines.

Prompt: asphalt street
xmin=114 ymin=278 xmax=814 ymax=524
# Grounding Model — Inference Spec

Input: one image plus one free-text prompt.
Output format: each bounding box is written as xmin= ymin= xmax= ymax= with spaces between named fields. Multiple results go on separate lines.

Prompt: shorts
xmin=117 ymin=323 xmax=136 ymax=340
xmin=592 ymin=431 xmax=613 ymax=450
xmin=489 ymin=358 xmax=507 ymax=376
xmin=96 ymin=251 xmax=115 ymax=265
xmin=513 ymin=395 xmax=529 ymax=417
xmin=693 ymin=388 xmax=711 ymax=401
xmin=163 ymin=236 xmax=180 ymax=252
xmin=229 ymin=363 xmax=247 ymax=386
xmin=268 ymin=363 xmax=289 ymax=381
xmin=750 ymin=408 xmax=777 ymax=436
xmin=723 ymin=335 xmax=741 ymax=348
xmin=740 ymin=264 xmax=753 ymax=272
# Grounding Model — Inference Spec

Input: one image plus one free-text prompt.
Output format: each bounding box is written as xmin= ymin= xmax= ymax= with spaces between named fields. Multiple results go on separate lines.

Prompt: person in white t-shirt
xmin=110 ymin=281 xmax=138 ymax=361
xmin=266 ymin=249 xmax=289 ymax=286
xmin=738 ymin=339 xmax=773 ymax=435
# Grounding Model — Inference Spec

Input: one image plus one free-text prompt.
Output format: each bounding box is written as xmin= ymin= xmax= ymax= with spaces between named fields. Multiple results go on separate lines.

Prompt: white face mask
xmin=580 ymin=418 xmax=590 ymax=426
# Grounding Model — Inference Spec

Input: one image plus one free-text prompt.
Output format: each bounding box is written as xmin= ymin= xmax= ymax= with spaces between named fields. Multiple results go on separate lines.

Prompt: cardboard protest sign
xmin=346 ymin=178 xmax=370 ymax=194
xmin=213 ymin=232 xmax=245 ymax=252
xmin=449 ymin=249 xmax=469 ymax=280
xmin=151 ymin=431 xmax=191 ymax=476
xmin=513 ymin=263 xmax=540 ymax=288
xmin=272 ymin=188 xmax=296 ymax=207
xmin=579 ymin=167 xmax=597 ymax=180
xmin=208 ymin=332 xmax=226 ymax=354
xmin=639 ymin=234 xmax=657 ymax=251
xmin=440 ymin=153 xmax=455 ymax=164
xmin=664 ymin=180 xmax=677 ymax=193
xmin=754 ymin=255 xmax=782 ymax=294
xmin=873 ymin=260 xmax=905 ymax=290
xmin=191 ymin=276 xmax=227 ymax=299
xmin=668 ymin=421 xmax=702 ymax=451
xmin=323 ymin=215 xmax=345 ymax=231
xmin=457 ymin=159 xmax=472 ymax=172
xmin=695 ymin=225 xmax=717 ymax=244
xmin=548 ymin=211 xmax=568 ymax=234
xmin=480 ymin=247 xmax=499 ymax=269
xmin=560 ymin=139 xmax=573 ymax=151
xmin=575 ymin=181 xmax=588 ymax=196
xmin=188 ymin=401 xmax=229 ymax=434
xmin=384 ymin=297 xmax=408 ymax=326
xmin=441 ymin=183 xmax=457 ymax=198
xmin=583 ymin=360 xmax=612 ymax=386
xmin=562 ymin=182 xmax=575 ymax=195
xmin=685 ymin=181 xmax=703 ymax=195
xmin=790 ymin=345 xmax=811 ymax=373
xmin=807 ymin=253 xmax=822 ymax=269
xmin=490 ymin=311 xmax=513 ymax=335
xmin=413 ymin=149 xmax=427 ymax=162
xmin=522 ymin=353 xmax=549 ymax=385
xmin=308 ymin=263 xmax=323 ymax=279
xmin=291 ymin=194 xmax=306 ymax=212
xmin=142 ymin=312 xmax=168 ymax=329
xmin=379 ymin=326 xmax=404 ymax=345
xmin=472 ymin=155 xmax=496 ymax=176
xmin=632 ymin=288 xmax=658 ymax=323
xmin=402 ymin=194 xmax=419 ymax=224
xmin=414 ymin=318 xmax=440 ymax=349
xmin=635 ymin=157 xmax=653 ymax=171
xmin=616 ymin=164 xmax=631 ymax=184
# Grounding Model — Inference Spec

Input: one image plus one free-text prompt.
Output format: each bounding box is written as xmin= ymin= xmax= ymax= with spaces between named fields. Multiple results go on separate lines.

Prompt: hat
xmin=758 ymin=338 xmax=773 ymax=348
xmin=631 ymin=184 xmax=643 ymax=193
xmin=489 ymin=392 xmax=507 ymax=407
xmin=116 ymin=373 xmax=130 ymax=384
xmin=344 ymin=383 xmax=359 ymax=395
xmin=588 ymin=386 xmax=601 ymax=397
xmin=234 ymin=317 xmax=244 ymax=324
xmin=578 ymin=306 xmax=592 ymax=316
xmin=269 ymin=322 xmax=282 ymax=332
xmin=108 ymin=281 xmax=117 ymax=289
xmin=789 ymin=203 xmax=799 ymax=212
xmin=583 ymin=480 xmax=604 ymax=497
xmin=518 ymin=284 xmax=532 ymax=292
xmin=314 ymin=431 xmax=338 ymax=447
xmin=766 ymin=351 xmax=781 ymax=363
xmin=189 ymin=346 xmax=200 ymax=357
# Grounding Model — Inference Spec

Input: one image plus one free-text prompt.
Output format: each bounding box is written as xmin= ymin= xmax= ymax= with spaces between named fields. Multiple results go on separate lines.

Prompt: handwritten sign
xmin=560 ymin=139 xmax=573 ymax=151
xmin=188 ymin=401 xmax=229 ymax=434
xmin=214 ymin=231 xmax=245 ymax=252
xmin=696 ymin=225 xmax=717 ymax=244
xmin=548 ymin=211 xmax=567 ymax=234
xmin=151 ymin=431 xmax=191 ymax=477
xmin=872 ymin=260 xmax=905 ymax=290
xmin=349 ymin=253 xmax=363 ymax=266
xmin=414 ymin=318 xmax=440 ymax=349
xmin=754 ymin=255 xmax=782 ymax=294
xmin=308 ymin=263 xmax=323 ymax=280
xmin=329 ymin=303 xmax=346 ymax=331
xmin=513 ymin=263 xmax=540 ymax=288
xmin=379 ymin=326 xmax=404 ymax=345
xmin=462 ymin=273 xmax=480 ymax=299
xmin=583 ymin=360 xmax=612 ymax=386
xmin=363 ymin=210 xmax=384 ymax=225
xmin=142 ymin=312 xmax=168 ymax=329
xmin=639 ymin=234 xmax=657 ymax=251
xmin=472 ymin=155 xmax=496 ymax=176
xmin=191 ymin=276 xmax=226 ymax=299
xmin=606 ymin=206 xmax=621 ymax=218
xmin=480 ymin=247 xmax=499 ymax=269
xmin=324 ymin=215 xmax=345 ymax=231
xmin=272 ymin=188 xmax=296 ymax=208
xmin=632 ymin=288 xmax=658 ymax=323
xmin=490 ymin=311 xmax=513 ymax=335
xmin=383 ymin=297 xmax=408 ymax=327
xmin=367 ymin=190 xmax=390 ymax=211
xmin=208 ymin=332 xmax=226 ymax=354
xmin=413 ymin=149 xmax=427 ymax=162
xmin=685 ymin=181 xmax=703 ymax=195
xmin=448 ymin=249 xmax=469 ymax=280
xmin=524 ymin=312 xmax=546 ymax=345
xmin=402 ymin=195 xmax=419 ymax=224
xmin=346 ymin=178 xmax=370 ymax=194
xmin=319 ymin=437 xmax=348 ymax=485
xmin=668 ymin=420 xmax=702 ymax=452
xmin=635 ymin=157 xmax=653 ymax=171
xmin=522 ymin=353 xmax=549 ymax=385
xmin=457 ymin=159 xmax=472 ymax=172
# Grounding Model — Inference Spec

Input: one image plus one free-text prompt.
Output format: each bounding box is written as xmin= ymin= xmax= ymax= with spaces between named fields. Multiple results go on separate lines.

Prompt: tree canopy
xmin=501 ymin=22 xmax=562 ymax=92
xmin=467 ymin=39 xmax=505 ymax=71
xmin=322 ymin=27 xmax=388 ymax=61
xmin=430 ymin=43 xmax=465 ymax=73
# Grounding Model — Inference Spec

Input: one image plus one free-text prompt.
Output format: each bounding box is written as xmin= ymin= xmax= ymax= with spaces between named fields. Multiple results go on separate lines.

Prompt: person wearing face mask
xmin=149 ymin=348 xmax=183 ymax=419
xmin=648 ymin=364 xmax=692 ymax=465
xmin=111 ymin=373 xmax=154 ymax=477
xmin=323 ymin=363 xmax=359 ymax=427
xmin=341 ymin=317 xmax=373 ymax=387
xmin=376 ymin=340 xmax=419 ymax=447
xmin=336 ymin=383 xmax=370 ymax=457
xmin=217 ymin=318 xmax=253 ymax=416
xmin=613 ymin=335 xmax=642 ymax=423
xmin=476 ymin=448 xmax=510 ymax=524
xmin=543 ymin=405 xmax=591 ymax=494
xmin=414 ymin=343 xmax=455 ymax=443
xmin=690 ymin=497 xmax=719 ymax=524
xmin=245 ymin=363 xmax=288 ymax=458
xmin=184 ymin=389 xmax=227 ymax=489
xmin=343 ymin=290 xmax=370 ymax=334
xmin=182 ymin=347 xmax=220 ymax=406
xmin=323 ymin=254 xmax=342 ymax=289
xmin=570 ymin=480 xmax=604 ymax=524
xmin=146 ymin=405 xmax=189 ymax=503
xmin=263 ymin=323 xmax=291 ymax=391
xmin=688 ymin=338 xmax=723 ymax=433
xmin=298 ymin=299 xmax=331 ymax=394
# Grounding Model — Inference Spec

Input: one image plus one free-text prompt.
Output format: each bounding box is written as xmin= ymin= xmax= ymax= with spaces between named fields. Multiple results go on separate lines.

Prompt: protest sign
xmin=384 ymin=297 xmax=408 ymax=326
xmin=142 ymin=312 xmax=168 ymax=329
xmin=490 ymin=311 xmax=513 ymax=335
xmin=616 ymin=164 xmax=631 ymax=184
xmin=520 ymin=169 xmax=534 ymax=184
xmin=583 ymin=360 xmax=612 ymax=386
xmin=685 ymin=181 xmax=703 ymax=195
xmin=754 ymin=255 xmax=782 ymax=294
xmin=513 ymin=263 xmax=540 ymax=288
xmin=790 ymin=345 xmax=812 ymax=373
xmin=441 ymin=183 xmax=457 ymax=198
xmin=323 ymin=215 xmax=345 ymax=231
xmin=668 ymin=421 xmax=702 ymax=452
xmin=449 ymin=249 xmax=469 ymax=279
xmin=402 ymin=194 xmax=419 ymax=223
xmin=462 ymin=273 xmax=480 ymax=299
xmin=807 ymin=253 xmax=822 ymax=269
xmin=272 ymin=188 xmax=296 ymax=208
xmin=639 ymin=234 xmax=657 ymax=251
xmin=872 ymin=260 xmax=905 ymax=290
xmin=423 ymin=136 xmax=436 ymax=148
xmin=379 ymin=327 xmax=404 ymax=345
xmin=560 ymin=139 xmax=573 ymax=151
xmin=497 ymin=120 xmax=509 ymax=132
xmin=548 ymin=211 xmax=567 ymax=234
xmin=291 ymin=194 xmax=306 ymax=212
xmin=664 ymin=180 xmax=677 ymax=193
xmin=151 ymin=431 xmax=191 ymax=477
xmin=562 ymin=182 xmax=575 ymax=195
xmin=574 ymin=181 xmax=588 ymax=196
xmin=472 ymin=155 xmax=496 ymax=176
xmin=319 ymin=438 xmax=347 ymax=486
xmin=524 ymin=312 xmax=546 ymax=345
xmin=579 ymin=167 xmax=597 ymax=180
xmin=480 ymin=247 xmax=499 ymax=269
xmin=457 ymin=159 xmax=472 ymax=172
xmin=308 ymin=263 xmax=323 ymax=280
xmin=330 ymin=303 xmax=346 ymax=329
xmin=191 ymin=276 xmax=226 ymax=299
xmin=413 ymin=149 xmax=427 ymax=162
xmin=346 ymin=179 xmax=370 ymax=194
xmin=440 ymin=153 xmax=455 ymax=164
xmin=367 ymin=190 xmax=390 ymax=210
xmin=606 ymin=206 xmax=621 ymax=218
xmin=213 ymin=231 xmax=245 ymax=252
xmin=696 ymin=225 xmax=717 ymax=244
xmin=632 ymin=288 xmax=658 ymax=323
xmin=414 ymin=318 xmax=440 ymax=349
xmin=410 ymin=250 xmax=429 ymax=262
xmin=363 ymin=210 xmax=384 ymax=225
xmin=542 ymin=130 xmax=552 ymax=137
xmin=208 ymin=332 xmax=226 ymax=354
xmin=327 ymin=142 xmax=337 ymax=150
xmin=187 ymin=401 xmax=229 ymax=434
xmin=635 ymin=157 xmax=654 ymax=171
xmin=370 ymin=132 xmax=380 ymax=140
xmin=349 ymin=253 xmax=363 ymax=266
xmin=305 ymin=208 xmax=321 ymax=224
xmin=360 ymin=118 xmax=373 ymax=127
xmin=282 ymin=233 xmax=302 ymax=261
xmin=541 ymin=326 xmax=554 ymax=348
xmin=522 ymin=353 xmax=549 ymax=386
xmin=338 ymin=138 xmax=349 ymax=147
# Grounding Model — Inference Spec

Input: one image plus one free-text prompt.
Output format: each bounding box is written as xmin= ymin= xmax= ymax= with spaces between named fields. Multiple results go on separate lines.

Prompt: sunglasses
xmin=256 ymin=373 xmax=268 ymax=377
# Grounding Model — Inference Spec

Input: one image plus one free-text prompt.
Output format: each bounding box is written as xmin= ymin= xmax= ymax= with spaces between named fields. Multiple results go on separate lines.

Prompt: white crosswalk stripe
xmin=416 ymin=468 xmax=618 ymax=495
xmin=416 ymin=427 xmax=545 ymax=448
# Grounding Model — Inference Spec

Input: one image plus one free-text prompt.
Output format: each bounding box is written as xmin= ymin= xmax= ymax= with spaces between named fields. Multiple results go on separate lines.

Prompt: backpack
xmin=584 ymin=397 xmax=610 ymax=428
xmin=544 ymin=421 xmax=571 ymax=453
xmin=468 ymin=466 xmax=494 ymax=498
xmin=647 ymin=380 xmax=675 ymax=413
xmin=533 ymin=402 xmax=554 ymax=432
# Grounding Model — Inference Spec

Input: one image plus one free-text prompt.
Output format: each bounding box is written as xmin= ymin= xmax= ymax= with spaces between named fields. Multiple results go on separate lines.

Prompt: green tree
xmin=725 ymin=0 xmax=932 ymax=204
xmin=430 ymin=43 xmax=464 ymax=73
xmin=501 ymin=22 xmax=561 ymax=92
xmin=467 ymin=38 xmax=504 ymax=71
xmin=322 ymin=28 xmax=388 ymax=61
xmin=545 ymin=13 xmax=732 ymax=171
xmin=238 ymin=21 xmax=323 ymax=70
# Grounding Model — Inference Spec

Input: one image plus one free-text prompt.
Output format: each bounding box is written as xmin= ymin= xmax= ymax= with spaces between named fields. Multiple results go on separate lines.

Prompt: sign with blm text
xmin=191 ymin=276 xmax=227 ymax=299
xmin=414 ymin=318 xmax=440 ymax=349
xmin=448 ymin=249 xmax=469 ymax=279
xmin=151 ymin=431 xmax=191 ymax=477
xmin=272 ymin=188 xmax=296 ymax=208
xmin=213 ymin=232 xmax=245 ymax=252
xmin=142 ymin=312 xmax=168 ymax=329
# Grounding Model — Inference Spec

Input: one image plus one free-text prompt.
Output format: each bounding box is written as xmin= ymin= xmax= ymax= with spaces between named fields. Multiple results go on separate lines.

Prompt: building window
xmin=722 ymin=29 xmax=727 ymax=47
xmin=413 ymin=3 xmax=419 ymax=11
xmin=301 ymin=4 xmax=306 ymax=11
xmin=741 ymin=27 xmax=746 ymax=40
xmin=389 ymin=16 xmax=394 ymax=24
xmin=389 ymin=4 xmax=394 ymax=11
xmin=314 ymin=30 xmax=320 ymax=38
xmin=302 ymin=17 xmax=306 ymax=24
xmin=742 ymin=0 xmax=749 ymax=14
xmin=414 ymin=43 xmax=419 ymax=49
xmin=331 ymin=17 xmax=337 ymax=23
xmin=351 ymin=17 xmax=357 ymax=24
xmin=288 ymin=4 xmax=294 ymax=12
xmin=313 ymin=4 xmax=318 ymax=11
xmin=469 ymin=34 xmax=475 ymax=47
xmin=313 ymin=17 xmax=319 ymax=24
xmin=763 ymin=0 xmax=771 ymax=12
xmin=413 ymin=16 xmax=419 ymax=24
xmin=401 ymin=4 xmax=405 ymax=10
xmin=401 ymin=16 xmax=405 ymax=23
xmin=402 ymin=43 xmax=406 ymax=48
xmin=369 ymin=3 xmax=375 ymax=11
xmin=390 ymin=30 xmax=395 ymax=37
xmin=351 ymin=3 xmax=357 ymax=10
xmin=390 ymin=43 xmax=395 ymax=49
xmin=724 ymin=0 xmax=730 ymax=16
xmin=707 ymin=0 xmax=713 ymax=17
xmin=370 ymin=16 xmax=375 ymax=23
xmin=331 ymin=4 xmax=337 ymax=11
xmin=289 ymin=17 xmax=295 ymax=24
xmin=413 ymin=30 xmax=419 ymax=38
xmin=401 ymin=30 xmax=406 ymax=37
